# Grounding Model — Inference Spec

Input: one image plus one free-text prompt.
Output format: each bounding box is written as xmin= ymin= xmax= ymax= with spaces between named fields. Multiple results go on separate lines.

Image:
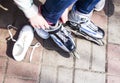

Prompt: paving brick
xmin=42 ymin=49 xmax=73 ymax=68
xmin=92 ymin=10 xmax=108 ymax=45
xmin=108 ymin=4 xmax=120 ymax=44
xmin=0 ymin=29 xmax=8 ymax=57
xmin=0 ymin=58 xmax=7 ymax=83
xmin=0 ymin=74 xmax=4 ymax=83
xmin=57 ymin=67 xmax=73 ymax=83
xmin=23 ymin=38 xmax=43 ymax=65
xmin=4 ymin=76 xmax=37 ymax=83
xmin=92 ymin=10 xmax=107 ymax=29
xmin=0 ymin=67 xmax=6 ymax=83
xmin=107 ymin=44 xmax=120 ymax=75
xmin=0 ymin=29 xmax=8 ymax=42
xmin=89 ymin=10 xmax=107 ymax=72
xmin=0 ymin=28 xmax=16 ymax=57
xmin=0 ymin=58 xmax=7 ymax=67
xmin=74 ymin=70 xmax=106 ymax=83
xmin=75 ymin=39 xmax=91 ymax=70
xmin=6 ymin=59 xmax=40 ymax=80
xmin=0 ymin=42 xmax=7 ymax=57
xmin=40 ymin=66 xmax=57 ymax=83
xmin=91 ymin=45 xmax=106 ymax=72
xmin=107 ymin=75 xmax=120 ymax=83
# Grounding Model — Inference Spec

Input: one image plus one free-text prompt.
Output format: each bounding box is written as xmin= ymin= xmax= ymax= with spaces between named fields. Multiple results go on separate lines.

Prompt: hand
xmin=61 ymin=8 xmax=69 ymax=23
xmin=29 ymin=13 xmax=49 ymax=29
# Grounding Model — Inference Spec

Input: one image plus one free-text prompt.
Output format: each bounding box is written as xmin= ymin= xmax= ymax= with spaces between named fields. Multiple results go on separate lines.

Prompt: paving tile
xmin=92 ymin=10 xmax=107 ymax=29
xmin=57 ymin=67 xmax=73 ymax=83
xmin=75 ymin=39 xmax=91 ymax=70
xmin=0 ymin=42 xmax=7 ymax=57
xmin=92 ymin=10 xmax=108 ymax=45
xmin=0 ymin=29 xmax=8 ymax=57
xmin=0 ymin=58 xmax=7 ymax=83
xmin=4 ymin=76 xmax=37 ymax=83
xmin=74 ymin=70 xmax=106 ymax=83
xmin=107 ymin=75 xmax=120 ymax=83
xmin=0 ymin=74 xmax=4 ymax=83
xmin=90 ymin=10 xmax=107 ymax=72
xmin=6 ymin=59 xmax=40 ymax=80
xmin=0 ymin=58 xmax=7 ymax=67
xmin=42 ymin=49 xmax=73 ymax=68
xmin=40 ymin=65 xmax=57 ymax=83
xmin=0 ymin=28 xmax=16 ymax=57
xmin=0 ymin=29 xmax=9 ymax=42
xmin=107 ymin=44 xmax=120 ymax=75
xmin=24 ymin=37 xmax=43 ymax=65
xmin=108 ymin=4 xmax=120 ymax=44
xmin=91 ymin=45 xmax=106 ymax=72
xmin=0 ymin=68 xmax=5 ymax=83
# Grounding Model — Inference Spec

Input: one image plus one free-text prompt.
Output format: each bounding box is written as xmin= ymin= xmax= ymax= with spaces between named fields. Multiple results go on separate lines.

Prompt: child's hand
xmin=29 ymin=13 xmax=49 ymax=29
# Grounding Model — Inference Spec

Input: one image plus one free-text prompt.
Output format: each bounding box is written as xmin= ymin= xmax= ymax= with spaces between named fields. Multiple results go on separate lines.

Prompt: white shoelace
xmin=0 ymin=4 xmax=8 ymax=11
xmin=30 ymin=42 xmax=41 ymax=62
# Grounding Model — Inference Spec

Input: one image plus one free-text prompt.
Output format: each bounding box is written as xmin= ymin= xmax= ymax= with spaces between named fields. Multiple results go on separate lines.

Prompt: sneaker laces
xmin=7 ymin=25 xmax=17 ymax=42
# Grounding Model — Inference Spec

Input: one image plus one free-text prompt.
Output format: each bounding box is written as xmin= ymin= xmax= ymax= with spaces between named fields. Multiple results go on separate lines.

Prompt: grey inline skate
xmin=66 ymin=10 xmax=105 ymax=46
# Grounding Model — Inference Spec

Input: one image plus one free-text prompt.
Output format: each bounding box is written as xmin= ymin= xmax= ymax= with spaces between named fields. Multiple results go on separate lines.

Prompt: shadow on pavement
xmin=104 ymin=0 xmax=114 ymax=17
xmin=35 ymin=34 xmax=71 ymax=58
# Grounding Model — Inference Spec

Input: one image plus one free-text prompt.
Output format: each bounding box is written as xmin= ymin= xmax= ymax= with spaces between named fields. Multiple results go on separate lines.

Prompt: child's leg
xmin=41 ymin=0 xmax=76 ymax=24
xmin=74 ymin=0 xmax=100 ymax=14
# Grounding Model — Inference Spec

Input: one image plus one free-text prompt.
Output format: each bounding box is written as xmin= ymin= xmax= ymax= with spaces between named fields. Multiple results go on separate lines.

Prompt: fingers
xmin=29 ymin=13 xmax=49 ymax=30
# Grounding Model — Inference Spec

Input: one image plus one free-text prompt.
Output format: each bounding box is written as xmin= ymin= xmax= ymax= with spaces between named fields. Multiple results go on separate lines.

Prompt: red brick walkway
xmin=0 ymin=0 xmax=120 ymax=83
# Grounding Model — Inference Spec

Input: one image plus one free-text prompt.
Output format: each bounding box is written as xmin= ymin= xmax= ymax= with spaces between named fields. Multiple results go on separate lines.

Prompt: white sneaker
xmin=12 ymin=25 xmax=34 ymax=61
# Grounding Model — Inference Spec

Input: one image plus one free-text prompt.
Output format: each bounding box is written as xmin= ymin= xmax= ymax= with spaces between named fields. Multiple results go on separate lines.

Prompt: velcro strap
xmin=45 ymin=24 xmax=62 ymax=34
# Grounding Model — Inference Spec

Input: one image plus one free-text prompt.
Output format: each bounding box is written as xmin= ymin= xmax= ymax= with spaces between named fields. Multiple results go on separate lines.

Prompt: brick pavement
xmin=0 ymin=0 xmax=120 ymax=83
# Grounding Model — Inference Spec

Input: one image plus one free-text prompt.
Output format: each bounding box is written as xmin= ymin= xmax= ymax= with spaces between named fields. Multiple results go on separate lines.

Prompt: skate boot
xmin=66 ymin=10 xmax=105 ymax=45
xmin=45 ymin=21 xmax=76 ymax=52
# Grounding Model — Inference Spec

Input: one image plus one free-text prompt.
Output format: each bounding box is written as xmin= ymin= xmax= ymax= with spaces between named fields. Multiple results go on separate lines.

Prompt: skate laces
xmin=57 ymin=25 xmax=71 ymax=43
xmin=46 ymin=22 xmax=70 ymax=43
xmin=84 ymin=20 xmax=98 ymax=31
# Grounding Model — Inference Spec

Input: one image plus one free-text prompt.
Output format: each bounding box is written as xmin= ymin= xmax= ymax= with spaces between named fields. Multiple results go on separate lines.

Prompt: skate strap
xmin=45 ymin=22 xmax=62 ymax=34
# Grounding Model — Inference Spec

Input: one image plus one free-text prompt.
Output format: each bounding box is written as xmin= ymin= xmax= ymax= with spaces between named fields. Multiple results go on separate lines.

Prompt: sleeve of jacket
xmin=14 ymin=0 xmax=38 ymax=18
